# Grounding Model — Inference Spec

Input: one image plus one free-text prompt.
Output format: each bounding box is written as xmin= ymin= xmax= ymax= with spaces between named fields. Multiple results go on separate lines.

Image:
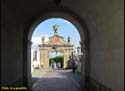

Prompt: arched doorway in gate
xmin=49 ymin=51 xmax=64 ymax=69
xmin=24 ymin=8 xmax=89 ymax=89
xmin=39 ymin=24 xmax=73 ymax=69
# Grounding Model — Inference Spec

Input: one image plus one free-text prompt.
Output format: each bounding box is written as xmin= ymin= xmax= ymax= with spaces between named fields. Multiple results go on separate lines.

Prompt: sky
xmin=31 ymin=18 xmax=80 ymax=58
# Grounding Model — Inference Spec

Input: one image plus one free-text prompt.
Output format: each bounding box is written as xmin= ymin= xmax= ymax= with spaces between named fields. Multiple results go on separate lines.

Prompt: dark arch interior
xmin=2 ymin=1 xmax=123 ymax=91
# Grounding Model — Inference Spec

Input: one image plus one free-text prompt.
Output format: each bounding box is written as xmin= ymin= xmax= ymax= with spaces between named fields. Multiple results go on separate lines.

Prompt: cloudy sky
xmin=31 ymin=18 xmax=80 ymax=57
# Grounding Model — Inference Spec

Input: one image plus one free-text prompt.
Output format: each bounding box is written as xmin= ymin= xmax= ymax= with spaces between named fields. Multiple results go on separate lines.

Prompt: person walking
xmin=53 ymin=62 xmax=57 ymax=70
xmin=57 ymin=62 xmax=61 ymax=70
xmin=72 ymin=59 xmax=76 ymax=73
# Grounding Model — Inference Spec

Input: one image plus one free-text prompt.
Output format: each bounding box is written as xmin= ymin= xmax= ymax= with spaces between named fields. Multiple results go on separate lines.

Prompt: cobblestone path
xmin=32 ymin=70 xmax=81 ymax=91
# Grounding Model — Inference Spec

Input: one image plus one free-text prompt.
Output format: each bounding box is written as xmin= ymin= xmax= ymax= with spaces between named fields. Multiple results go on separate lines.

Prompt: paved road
xmin=32 ymin=68 xmax=49 ymax=85
xmin=32 ymin=70 xmax=81 ymax=91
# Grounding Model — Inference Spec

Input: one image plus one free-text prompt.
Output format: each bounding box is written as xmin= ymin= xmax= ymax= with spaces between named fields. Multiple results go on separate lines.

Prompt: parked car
xmin=32 ymin=60 xmax=40 ymax=69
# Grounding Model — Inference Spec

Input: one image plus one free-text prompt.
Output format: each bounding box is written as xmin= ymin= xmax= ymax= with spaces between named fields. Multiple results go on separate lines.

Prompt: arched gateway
xmin=39 ymin=24 xmax=74 ymax=69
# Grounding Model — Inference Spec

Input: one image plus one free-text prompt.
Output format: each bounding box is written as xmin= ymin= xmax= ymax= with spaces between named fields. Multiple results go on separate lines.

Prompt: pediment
xmin=45 ymin=35 xmax=69 ymax=45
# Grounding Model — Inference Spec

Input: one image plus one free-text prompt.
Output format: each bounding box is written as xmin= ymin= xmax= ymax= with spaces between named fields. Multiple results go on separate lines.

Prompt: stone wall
xmin=1 ymin=0 xmax=124 ymax=91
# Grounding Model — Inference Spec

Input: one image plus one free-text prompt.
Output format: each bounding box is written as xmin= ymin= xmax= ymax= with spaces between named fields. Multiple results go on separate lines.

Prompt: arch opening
xmin=23 ymin=9 xmax=89 ymax=90
xmin=49 ymin=52 xmax=64 ymax=69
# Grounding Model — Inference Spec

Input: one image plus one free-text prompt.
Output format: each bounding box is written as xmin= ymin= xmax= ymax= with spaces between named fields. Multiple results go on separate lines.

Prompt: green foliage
xmin=51 ymin=59 xmax=55 ymax=64
xmin=49 ymin=55 xmax=63 ymax=63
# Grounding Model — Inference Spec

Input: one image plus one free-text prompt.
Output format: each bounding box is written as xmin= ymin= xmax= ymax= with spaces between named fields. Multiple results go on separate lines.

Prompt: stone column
xmin=31 ymin=48 xmax=34 ymax=73
xmin=80 ymin=41 xmax=85 ymax=76
xmin=63 ymin=49 xmax=70 ymax=69
xmin=40 ymin=49 xmax=49 ymax=69
xmin=24 ymin=40 xmax=32 ymax=89
xmin=63 ymin=52 xmax=67 ymax=69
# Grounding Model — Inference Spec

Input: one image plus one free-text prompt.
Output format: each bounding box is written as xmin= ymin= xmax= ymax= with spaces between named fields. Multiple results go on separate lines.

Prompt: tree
xmin=49 ymin=55 xmax=64 ymax=63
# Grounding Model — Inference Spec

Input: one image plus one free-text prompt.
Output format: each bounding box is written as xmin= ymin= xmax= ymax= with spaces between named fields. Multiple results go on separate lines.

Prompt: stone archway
xmin=24 ymin=7 xmax=89 ymax=88
xmin=39 ymin=24 xmax=73 ymax=69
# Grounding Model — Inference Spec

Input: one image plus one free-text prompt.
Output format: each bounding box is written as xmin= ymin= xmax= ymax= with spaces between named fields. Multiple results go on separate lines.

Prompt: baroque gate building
xmin=39 ymin=24 xmax=73 ymax=69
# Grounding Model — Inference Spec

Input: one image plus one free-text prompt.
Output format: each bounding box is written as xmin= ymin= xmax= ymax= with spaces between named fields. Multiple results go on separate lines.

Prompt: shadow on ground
xmin=32 ymin=69 xmax=82 ymax=91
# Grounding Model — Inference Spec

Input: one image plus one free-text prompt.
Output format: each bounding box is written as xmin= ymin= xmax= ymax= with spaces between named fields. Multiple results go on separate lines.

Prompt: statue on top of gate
xmin=53 ymin=24 xmax=60 ymax=35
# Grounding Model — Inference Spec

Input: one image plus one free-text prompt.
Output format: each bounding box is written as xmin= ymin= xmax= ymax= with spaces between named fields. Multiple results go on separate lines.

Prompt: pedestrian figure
xmin=53 ymin=62 xmax=57 ymax=70
xmin=57 ymin=62 xmax=61 ymax=70
xmin=72 ymin=59 xmax=76 ymax=73
xmin=51 ymin=60 xmax=54 ymax=69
